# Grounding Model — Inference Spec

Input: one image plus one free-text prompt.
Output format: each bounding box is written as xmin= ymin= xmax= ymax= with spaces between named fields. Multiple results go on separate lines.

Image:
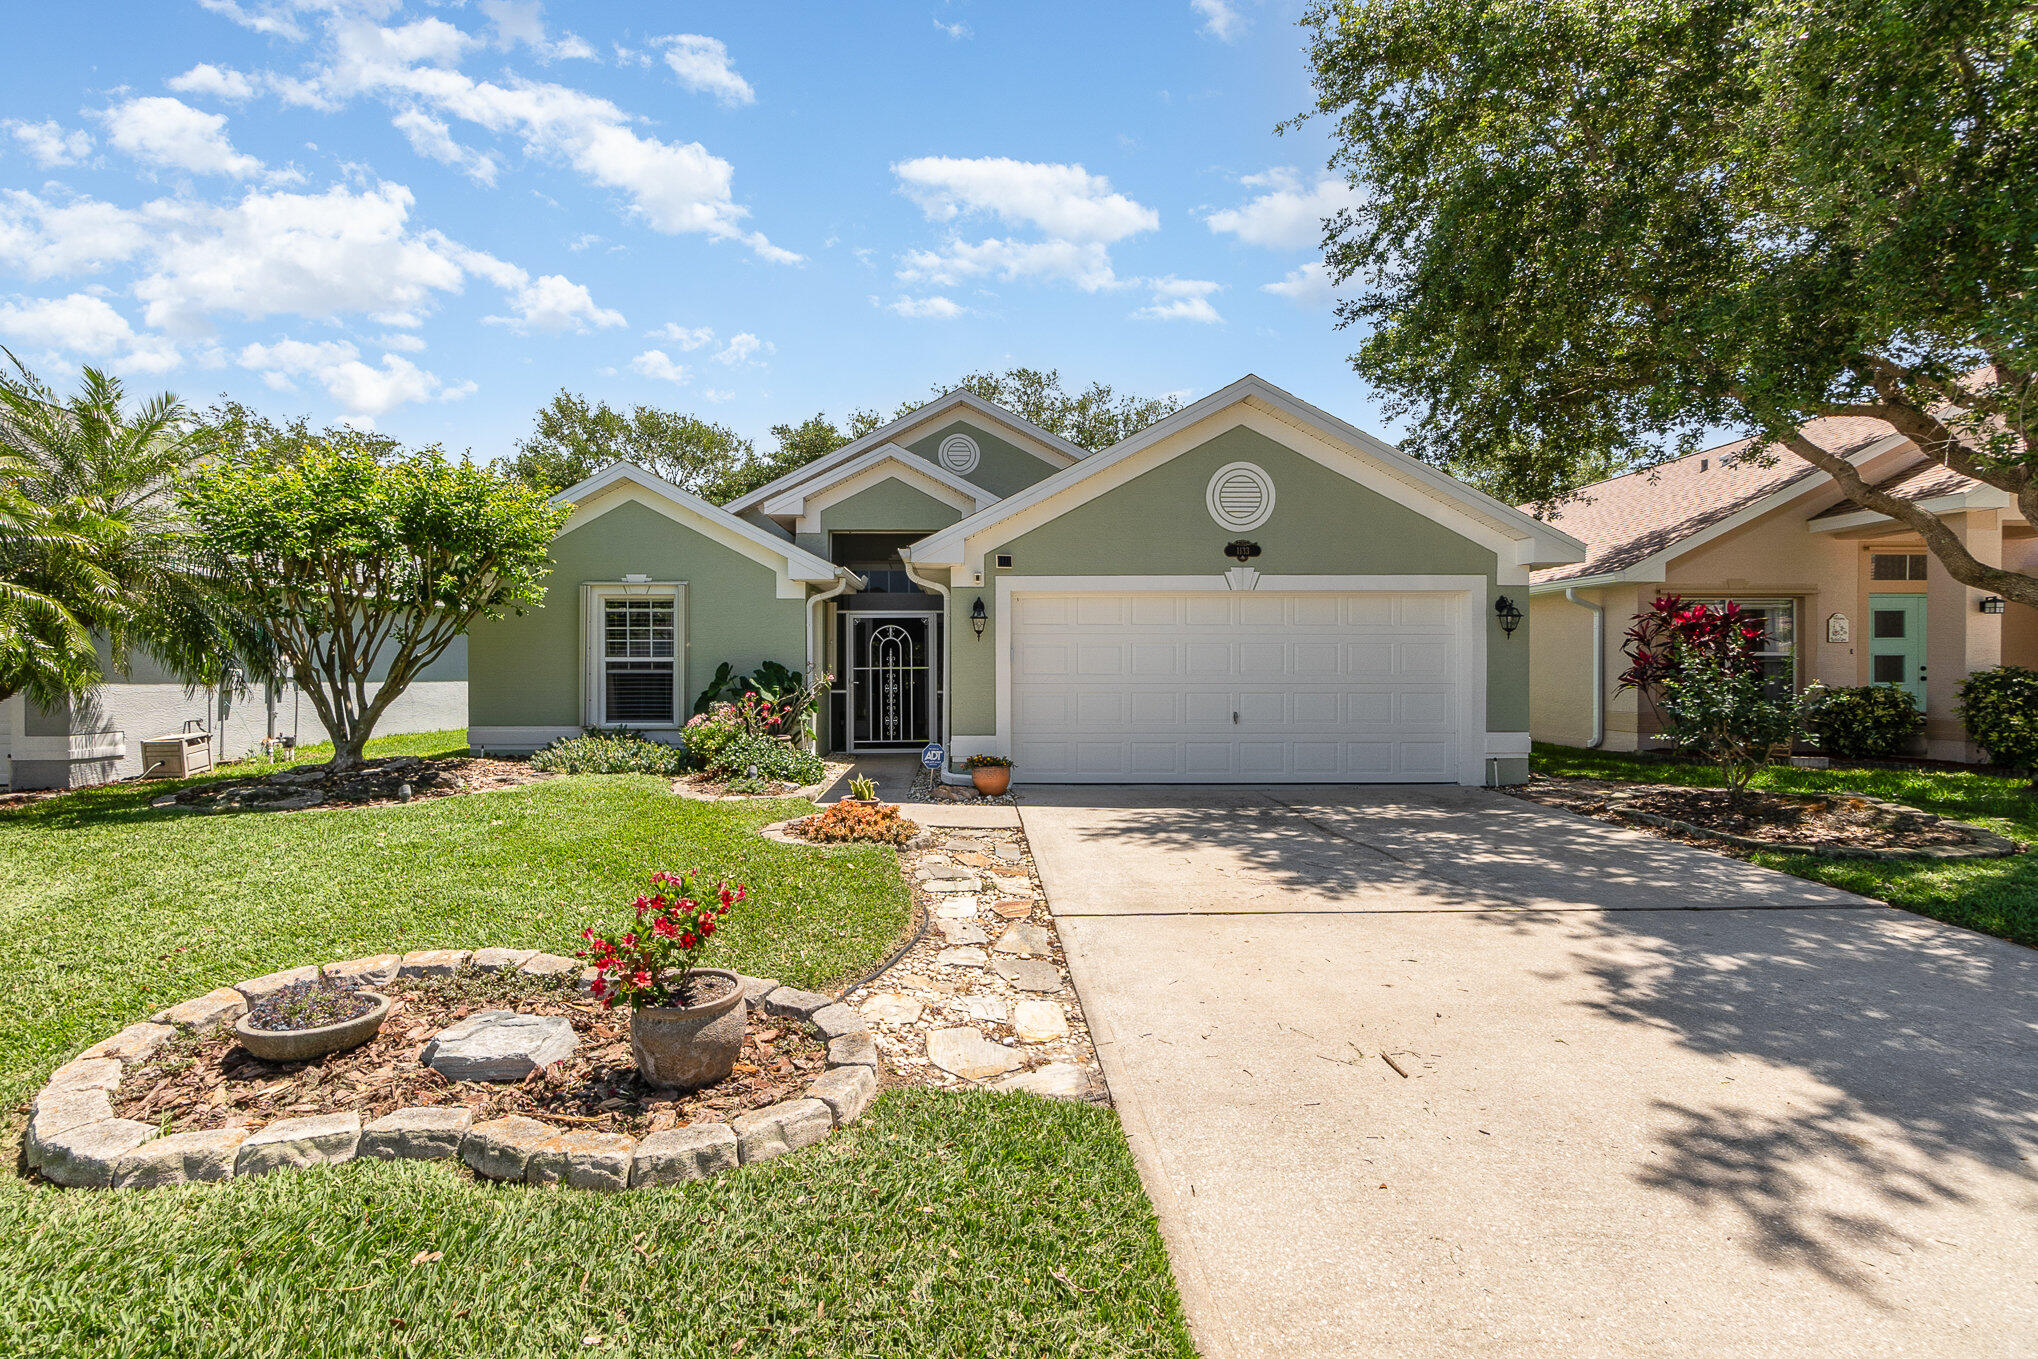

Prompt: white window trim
xmin=582 ymin=582 xmax=687 ymax=730
xmin=1687 ymin=595 xmax=1798 ymax=685
xmin=985 ymin=574 xmax=1492 ymax=787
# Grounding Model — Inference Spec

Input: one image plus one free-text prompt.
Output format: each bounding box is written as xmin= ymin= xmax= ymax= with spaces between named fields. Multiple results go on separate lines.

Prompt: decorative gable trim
xmin=757 ymin=444 xmax=1000 ymax=526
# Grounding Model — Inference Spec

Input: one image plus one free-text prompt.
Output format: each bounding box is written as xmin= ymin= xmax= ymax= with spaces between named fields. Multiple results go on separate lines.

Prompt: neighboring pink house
xmin=1527 ymin=415 xmax=2038 ymax=761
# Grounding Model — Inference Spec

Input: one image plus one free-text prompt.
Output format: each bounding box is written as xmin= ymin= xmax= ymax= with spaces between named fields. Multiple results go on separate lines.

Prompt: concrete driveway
xmin=1019 ymin=785 xmax=2038 ymax=1359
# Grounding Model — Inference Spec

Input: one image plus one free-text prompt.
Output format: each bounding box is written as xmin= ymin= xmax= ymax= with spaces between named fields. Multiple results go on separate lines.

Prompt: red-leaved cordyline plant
xmin=1617 ymin=595 xmax=1767 ymax=695
xmin=576 ymin=871 xmax=746 ymax=1010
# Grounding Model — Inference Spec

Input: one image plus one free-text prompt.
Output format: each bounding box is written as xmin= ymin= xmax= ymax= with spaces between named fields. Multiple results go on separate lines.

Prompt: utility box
xmin=141 ymin=729 xmax=214 ymax=779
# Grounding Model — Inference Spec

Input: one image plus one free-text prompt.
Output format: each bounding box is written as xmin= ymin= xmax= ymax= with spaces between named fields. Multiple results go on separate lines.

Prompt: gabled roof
xmin=756 ymin=443 xmax=1000 ymax=520
xmin=1527 ymin=417 xmax=1910 ymax=589
xmin=553 ymin=462 xmax=847 ymax=588
xmin=722 ymin=388 xmax=1089 ymax=516
xmin=1806 ymin=458 xmax=1988 ymax=524
xmin=908 ymin=374 xmax=1585 ymax=571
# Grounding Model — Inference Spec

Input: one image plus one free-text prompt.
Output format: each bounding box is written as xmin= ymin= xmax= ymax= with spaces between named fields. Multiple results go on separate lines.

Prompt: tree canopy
xmin=1298 ymin=0 xmax=2037 ymax=604
xmin=182 ymin=450 xmax=565 ymax=769
xmin=506 ymin=391 xmax=766 ymax=501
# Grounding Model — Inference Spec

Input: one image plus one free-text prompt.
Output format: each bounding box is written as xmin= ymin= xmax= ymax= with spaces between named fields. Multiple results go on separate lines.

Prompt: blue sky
xmin=1 ymin=0 xmax=1380 ymax=465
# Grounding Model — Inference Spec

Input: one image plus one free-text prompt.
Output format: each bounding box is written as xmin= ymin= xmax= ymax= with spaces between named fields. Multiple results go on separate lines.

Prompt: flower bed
xmin=791 ymin=802 xmax=923 ymax=846
xmin=149 ymin=754 xmax=547 ymax=813
xmin=24 ymin=950 xmax=880 ymax=1192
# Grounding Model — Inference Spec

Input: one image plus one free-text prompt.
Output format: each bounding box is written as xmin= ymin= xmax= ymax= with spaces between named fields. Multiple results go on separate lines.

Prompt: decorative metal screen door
xmin=848 ymin=614 xmax=936 ymax=749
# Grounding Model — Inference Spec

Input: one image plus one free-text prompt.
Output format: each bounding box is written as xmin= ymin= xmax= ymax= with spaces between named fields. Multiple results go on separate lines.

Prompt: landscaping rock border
xmin=1600 ymin=788 xmax=2026 ymax=860
xmin=25 ymin=959 xmax=879 ymax=1193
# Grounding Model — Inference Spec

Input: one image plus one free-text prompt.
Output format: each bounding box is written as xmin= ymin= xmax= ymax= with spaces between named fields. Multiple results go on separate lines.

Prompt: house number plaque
xmin=1826 ymin=613 xmax=1850 ymax=644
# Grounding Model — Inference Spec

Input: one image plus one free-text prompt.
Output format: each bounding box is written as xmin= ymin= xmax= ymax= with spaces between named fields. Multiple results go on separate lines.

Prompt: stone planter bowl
xmin=233 ymin=992 xmax=391 ymax=1063
xmin=630 ymin=969 xmax=746 ymax=1089
xmin=970 ymin=765 xmax=1012 ymax=797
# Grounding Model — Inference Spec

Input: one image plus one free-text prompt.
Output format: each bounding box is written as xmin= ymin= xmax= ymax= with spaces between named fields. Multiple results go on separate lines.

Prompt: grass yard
xmin=0 ymin=731 xmax=1196 ymax=1357
xmin=1533 ymin=743 xmax=2038 ymax=949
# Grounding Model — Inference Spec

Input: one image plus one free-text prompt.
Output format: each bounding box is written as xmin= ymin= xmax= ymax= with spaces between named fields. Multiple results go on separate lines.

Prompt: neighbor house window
xmin=584 ymin=584 xmax=683 ymax=727
xmin=1870 ymin=553 xmax=1928 ymax=581
xmin=1691 ymin=597 xmax=1797 ymax=698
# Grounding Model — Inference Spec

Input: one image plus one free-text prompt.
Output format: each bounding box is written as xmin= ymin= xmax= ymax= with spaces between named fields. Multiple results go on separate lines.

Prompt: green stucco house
xmin=468 ymin=376 xmax=1585 ymax=786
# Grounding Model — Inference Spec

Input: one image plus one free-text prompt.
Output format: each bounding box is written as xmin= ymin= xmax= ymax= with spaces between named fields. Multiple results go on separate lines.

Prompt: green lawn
xmin=0 ymin=732 xmax=1195 ymax=1357
xmin=1532 ymin=742 xmax=2038 ymax=948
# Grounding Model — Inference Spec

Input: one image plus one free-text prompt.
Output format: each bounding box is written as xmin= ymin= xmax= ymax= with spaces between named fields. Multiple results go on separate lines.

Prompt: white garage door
xmin=1008 ymin=590 xmax=1465 ymax=782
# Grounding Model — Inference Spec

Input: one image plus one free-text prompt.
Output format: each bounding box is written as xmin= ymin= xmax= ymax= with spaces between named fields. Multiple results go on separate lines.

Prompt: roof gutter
xmin=1563 ymin=587 xmax=1606 ymax=749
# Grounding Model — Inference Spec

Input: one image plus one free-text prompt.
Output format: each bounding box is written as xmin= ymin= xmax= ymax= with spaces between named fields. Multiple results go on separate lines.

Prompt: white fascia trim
xmin=556 ymin=479 xmax=843 ymax=601
xmin=760 ymin=445 xmax=999 ymax=523
xmin=911 ymin=376 xmax=1585 ymax=572
xmin=554 ymin=462 xmax=842 ymax=585
xmin=991 ymin=573 xmax=1492 ymax=788
xmin=724 ymin=392 xmax=1087 ymax=516
xmin=1806 ymin=485 xmax=2016 ymax=534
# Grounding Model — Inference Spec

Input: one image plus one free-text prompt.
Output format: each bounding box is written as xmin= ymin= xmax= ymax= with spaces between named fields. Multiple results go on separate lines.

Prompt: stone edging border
xmin=1601 ymin=789 xmax=2026 ymax=861
xmin=23 ymin=951 xmax=880 ymax=1192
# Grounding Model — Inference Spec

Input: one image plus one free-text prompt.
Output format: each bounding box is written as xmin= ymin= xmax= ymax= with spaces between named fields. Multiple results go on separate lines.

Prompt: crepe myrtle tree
xmin=1296 ymin=0 xmax=2038 ymax=606
xmin=182 ymin=449 xmax=565 ymax=771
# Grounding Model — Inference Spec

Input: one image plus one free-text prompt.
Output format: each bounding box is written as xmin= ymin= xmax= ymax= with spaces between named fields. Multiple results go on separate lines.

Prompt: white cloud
xmin=1192 ymin=0 xmax=1247 ymax=41
xmin=1133 ymin=275 xmax=1224 ymax=323
xmin=99 ymin=96 xmax=263 ymax=178
xmin=195 ymin=0 xmax=312 ymax=42
xmin=897 ymin=237 xmax=1120 ymax=292
xmin=5 ymin=120 xmax=94 ymax=167
xmin=933 ymin=17 xmax=972 ymax=38
xmin=1205 ymin=168 xmax=1359 ymax=250
xmin=167 ymin=64 xmax=258 ymax=102
xmin=315 ymin=19 xmax=797 ymax=261
xmin=376 ymin=330 xmax=427 ymax=352
xmin=702 ymin=387 xmax=734 ymax=403
xmin=658 ymin=34 xmax=755 ymax=107
xmin=391 ymin=108 xmax=500 ymax=184
xmin=881 ymin=294 xmax=967 ymax=319
xmin=479 ymin=1 xmax=594 ymax=62
xmin=1262 ymin=261 xmax=1337 ymax=306
xmin=484 ymin=271 xmax=624 ymax=333
xmin=239 ymin=336 xmax=471 ymax=417
xmin=0 ymin=292 xmax=181 ymax=374
xmin=712 ymin=332 xmax=772 ymax=366
xmin=894 ymin=156 xmax=1157 ymax=244
xmin=629 ymin=348 xmax=689 ymax=384
xmin=647 ymin=322 xmax=714 ymax=349
xmin=0 ymin=191 xmax=155 ymax=278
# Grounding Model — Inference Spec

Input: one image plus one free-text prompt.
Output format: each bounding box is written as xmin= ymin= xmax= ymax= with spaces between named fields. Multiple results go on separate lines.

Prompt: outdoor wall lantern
xmin=971 ymin=596 xmax=987 ymax=637
xmin=1225 ymin=539 xmax=1263 ymax=563
xmin=1979 ymin=595 xmax=2007 ymax=614
xmin=1494 ymin=596 xmax=1524 ymax=636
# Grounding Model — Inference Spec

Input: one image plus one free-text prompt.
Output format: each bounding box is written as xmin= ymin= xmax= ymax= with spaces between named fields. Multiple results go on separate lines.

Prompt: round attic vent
xmin=937 ymin=432 xmax=980 ymax=475
xmin=1206 ymin=462 xmax=1275 ymax=531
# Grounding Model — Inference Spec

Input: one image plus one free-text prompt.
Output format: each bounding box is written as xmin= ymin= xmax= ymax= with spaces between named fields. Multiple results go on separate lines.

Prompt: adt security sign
xmin=920 ymin=742 xmax=945 ymax=771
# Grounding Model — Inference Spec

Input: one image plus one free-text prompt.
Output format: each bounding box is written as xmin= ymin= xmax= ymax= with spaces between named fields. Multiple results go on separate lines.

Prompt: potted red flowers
xmin=579 ymin=871 xmax=748 ymax=1089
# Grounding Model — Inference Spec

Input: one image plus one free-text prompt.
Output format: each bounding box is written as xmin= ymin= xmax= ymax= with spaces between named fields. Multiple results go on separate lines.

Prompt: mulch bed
xmin=150 ymin=754 xmax=549 ymax=813
xmin=114 ymin=973 xmax=826 ymax=1138
xmin=1512 ymin=775 xmax=1986 ymax=851
xmin=674 ymin=772 xmax=809 ymax=799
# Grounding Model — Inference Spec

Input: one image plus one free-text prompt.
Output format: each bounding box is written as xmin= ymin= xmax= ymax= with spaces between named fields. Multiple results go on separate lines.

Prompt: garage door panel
xmin=1009 ymin=589 xmax=1464 ymax=782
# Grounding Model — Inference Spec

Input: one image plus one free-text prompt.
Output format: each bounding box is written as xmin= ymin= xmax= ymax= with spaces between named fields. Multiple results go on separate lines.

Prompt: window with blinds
xmin=1870 ymin=553 xmax=1927 ymax=581
xmin=602 ymin=597 xmax=675 ymax=725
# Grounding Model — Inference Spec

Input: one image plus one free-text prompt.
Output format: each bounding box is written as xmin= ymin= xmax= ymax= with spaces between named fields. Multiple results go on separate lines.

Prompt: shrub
xmin=681 ymin=704 xmax=745 ymax=772
xmin=712 ymin=733 xmax=824 ymax=785
xmin=530 ymin=731 xmax=685 ymax=776
xmin=1655 ymin=648 xmax=1824 ymax=805
xmin=1810 ymin=685 xmax=1924 ymax=759
xmin=1958 ymin=665 xmax=2038 ymax=775
xmin=795 ymin=801 xmax=921 ymax=845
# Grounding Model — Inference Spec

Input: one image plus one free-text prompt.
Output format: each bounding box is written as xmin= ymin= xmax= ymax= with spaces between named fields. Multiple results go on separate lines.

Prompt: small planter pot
xmin=629 ymin=969 xmax=747 ymax=1089
xmin=233 ymin=991 xmax=391 ymax=1063
xmin=970 ymin=765 xmax=1012 ymax=797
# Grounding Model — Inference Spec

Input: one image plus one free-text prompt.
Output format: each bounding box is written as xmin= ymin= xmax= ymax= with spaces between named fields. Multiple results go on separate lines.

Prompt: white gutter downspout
xmin=1563 ymin=587 xmax=1606 ymax=748
xmin=806 ymin=570 xmax=860 ymax=754
xmin=899 ymin=549 xmax=958 ymax=782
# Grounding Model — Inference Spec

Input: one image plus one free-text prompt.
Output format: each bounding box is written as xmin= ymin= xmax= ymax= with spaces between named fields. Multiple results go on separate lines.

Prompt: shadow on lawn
xmin=1024 ymin=781 xmax=2037 ymax=1307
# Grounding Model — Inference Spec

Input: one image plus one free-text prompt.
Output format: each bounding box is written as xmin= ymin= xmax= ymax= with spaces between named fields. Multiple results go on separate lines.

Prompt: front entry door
xmin=1868 ymin=594 xmax=1928 ymax=710
xmin=848 ymin=614 xmax=938 ymax=749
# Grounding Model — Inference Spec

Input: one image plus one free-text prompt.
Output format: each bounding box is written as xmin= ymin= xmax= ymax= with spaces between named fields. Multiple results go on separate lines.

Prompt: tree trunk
xmin=326 ymin=731 xmax=370 ymax=773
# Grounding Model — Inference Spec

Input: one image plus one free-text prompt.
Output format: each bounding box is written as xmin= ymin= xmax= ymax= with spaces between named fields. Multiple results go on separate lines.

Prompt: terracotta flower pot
xmin=629 ymin=969 xmax=746 ymax=1089
xmin=970 ymin=765 xmax=1012 ymax=797
xmin=233 ymin=992 xmax=390 ymax=1063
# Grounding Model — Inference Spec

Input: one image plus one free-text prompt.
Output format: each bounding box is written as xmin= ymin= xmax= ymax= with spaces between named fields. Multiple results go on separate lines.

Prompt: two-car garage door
xmin=1007 ymin=590 xmax=1467 ymax=782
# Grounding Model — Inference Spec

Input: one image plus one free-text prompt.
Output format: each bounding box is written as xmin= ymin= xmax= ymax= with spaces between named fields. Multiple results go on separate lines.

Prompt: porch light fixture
xmin=1495 ymin=596 xmax=1524 ymax=636
xmin=1979 ymin=595 xmax=2006 ymax=614
xmin=971 ymin=596 xmax=987 ymax=637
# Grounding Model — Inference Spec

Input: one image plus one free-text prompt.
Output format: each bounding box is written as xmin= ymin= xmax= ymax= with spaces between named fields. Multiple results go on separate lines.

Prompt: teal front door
xmin=1868 ymin=594 xmax=1928 ymax=710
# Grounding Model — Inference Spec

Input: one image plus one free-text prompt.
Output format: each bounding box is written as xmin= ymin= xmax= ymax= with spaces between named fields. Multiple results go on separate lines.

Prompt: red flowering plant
xmin=1617 ymin=595 xmax=1767 ymax=695
xmin=576 ymin=871 xmax=746 ymax=1009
